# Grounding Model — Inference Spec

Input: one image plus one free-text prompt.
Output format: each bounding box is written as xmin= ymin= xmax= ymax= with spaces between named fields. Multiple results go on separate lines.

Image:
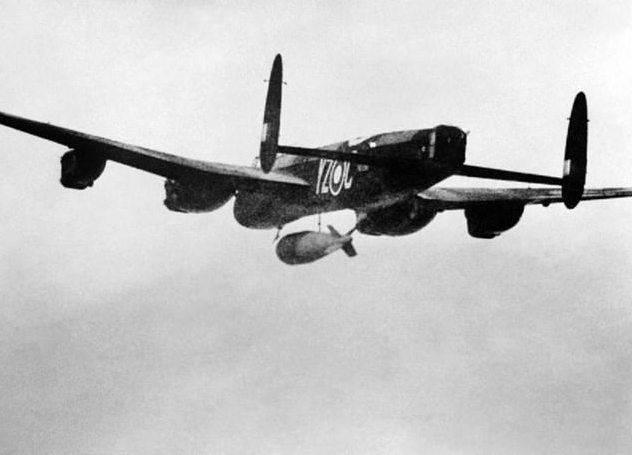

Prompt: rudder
xmin=260 ymin=54 xmax=283 ymax=173
xmin=562 ymin=92 xmax=588 ymax=209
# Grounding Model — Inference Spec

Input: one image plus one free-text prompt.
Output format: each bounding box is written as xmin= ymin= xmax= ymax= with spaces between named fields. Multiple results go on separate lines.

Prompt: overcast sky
xmin=1 ymin=1 xmax=631 ymax=454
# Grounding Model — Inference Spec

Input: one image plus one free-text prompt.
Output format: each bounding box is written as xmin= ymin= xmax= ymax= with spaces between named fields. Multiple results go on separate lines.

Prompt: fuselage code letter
xmin=316 ymin=159 xmax=354 ymax=196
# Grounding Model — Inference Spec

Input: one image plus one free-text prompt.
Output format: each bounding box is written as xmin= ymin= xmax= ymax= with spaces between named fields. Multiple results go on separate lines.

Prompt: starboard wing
xmin=0 ymin=110 xmax=309 ymax=188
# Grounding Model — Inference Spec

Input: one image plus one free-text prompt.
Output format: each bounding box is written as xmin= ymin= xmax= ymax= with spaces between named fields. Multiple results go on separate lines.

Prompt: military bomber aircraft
xmin=1 ymin=54 xmax=631 ymax=264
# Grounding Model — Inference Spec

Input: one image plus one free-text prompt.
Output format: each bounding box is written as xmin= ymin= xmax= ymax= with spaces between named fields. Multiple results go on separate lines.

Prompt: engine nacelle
xmin=164 ymin=178 xmax=234 ymax=213
xmin=357 ymin=196 xmax=437 ymax=236
xmin=464 ymin=202 xmax=525 ymax=239
xmin=60 ymin=149 xmax=107 ymax=189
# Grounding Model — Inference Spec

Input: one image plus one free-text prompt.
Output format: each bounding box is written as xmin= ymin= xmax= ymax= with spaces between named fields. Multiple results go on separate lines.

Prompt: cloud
xmin=1 ymin=1 xmax=631 ymax=454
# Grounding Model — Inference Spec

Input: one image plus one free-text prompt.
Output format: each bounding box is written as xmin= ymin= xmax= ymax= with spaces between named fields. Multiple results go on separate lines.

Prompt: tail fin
xmin=327 ymin=225 xmax=358 ymax=257
xmin=260 ymin=54 xmax=283 ymax=173
xmin=327 ymin=225 xmax=342 ymax=237
xmin=562 ymin=92 xmax=588 ymax=208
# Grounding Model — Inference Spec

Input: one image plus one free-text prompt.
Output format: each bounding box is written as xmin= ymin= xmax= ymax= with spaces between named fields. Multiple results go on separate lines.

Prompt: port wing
xmin=419 ymin=187 xmax=632 ymax=210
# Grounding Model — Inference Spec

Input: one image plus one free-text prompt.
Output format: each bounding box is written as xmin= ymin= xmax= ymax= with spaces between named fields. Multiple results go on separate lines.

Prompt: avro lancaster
xmin=1 ymin=54 xmax=631 ymax=264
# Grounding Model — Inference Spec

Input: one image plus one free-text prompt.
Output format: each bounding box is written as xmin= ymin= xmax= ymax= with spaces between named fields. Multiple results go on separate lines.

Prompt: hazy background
xmin=1 ymin=1 xmax=631 ymax=454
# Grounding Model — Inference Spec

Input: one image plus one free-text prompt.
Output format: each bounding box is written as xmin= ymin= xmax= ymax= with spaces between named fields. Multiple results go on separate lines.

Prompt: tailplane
xmin=327 ymin=225 xmax=358 ymax=257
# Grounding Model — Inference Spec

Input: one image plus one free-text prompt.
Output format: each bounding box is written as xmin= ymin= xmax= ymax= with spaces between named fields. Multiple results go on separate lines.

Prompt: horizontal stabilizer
xmin=455 ymin=165 xmax=563 ymax=186
xmin=456 ymin=92 xmax=589 ymax=196
xmin=279 ymin=145 xmax=401 ymax=167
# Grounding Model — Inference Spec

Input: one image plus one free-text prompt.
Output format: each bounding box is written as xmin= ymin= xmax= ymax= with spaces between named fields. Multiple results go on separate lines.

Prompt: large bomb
xmin=275 ymin=226 xmax=357 ymax=265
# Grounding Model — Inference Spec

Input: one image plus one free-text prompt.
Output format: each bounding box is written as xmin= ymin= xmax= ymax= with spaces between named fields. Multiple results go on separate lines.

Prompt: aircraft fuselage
xmin=234 ymin=125 xmax=466 ymax=228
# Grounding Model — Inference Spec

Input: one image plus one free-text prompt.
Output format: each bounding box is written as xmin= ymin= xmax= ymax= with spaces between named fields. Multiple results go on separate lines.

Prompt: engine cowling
xmin=464 ymin=202 xmax=525 ymax=239
xmin=164 ymin=178 xmax=234 ymax=213
xmin=357 ymin=196 xmax=437 ymax=236
xmin=60 ymin=149 xmax=107 ymax=189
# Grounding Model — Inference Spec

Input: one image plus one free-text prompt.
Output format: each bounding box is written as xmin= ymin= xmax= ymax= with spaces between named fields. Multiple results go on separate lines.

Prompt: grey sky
xmin=1 ymin=1 xmax=631 ymax=454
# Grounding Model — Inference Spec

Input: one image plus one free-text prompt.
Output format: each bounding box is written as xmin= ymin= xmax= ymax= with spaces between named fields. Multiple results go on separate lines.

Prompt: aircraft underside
xmin=1 ymin=53 xmax=629 ymax=265
xmin=232 ymin=185 xmax=415 ymax=230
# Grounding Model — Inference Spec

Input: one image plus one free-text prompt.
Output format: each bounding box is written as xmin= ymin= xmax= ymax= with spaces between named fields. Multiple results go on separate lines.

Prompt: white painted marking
xmin=316 ymin=159 xmax=327 ymax=194
xmin=343 ymin=162 xmax=354 ymax=188
xmin=316 ymin=159 xmax=354 ymax=195
xmin=329 ymin=162 xmax=346 ymax=195
xmin=332 ymin=163 xmax=342 ymax=184
xmin=261 ymin=123 xmax=269 ymax=142
xmin=322 ymin=160 xmax=332 ymax=194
